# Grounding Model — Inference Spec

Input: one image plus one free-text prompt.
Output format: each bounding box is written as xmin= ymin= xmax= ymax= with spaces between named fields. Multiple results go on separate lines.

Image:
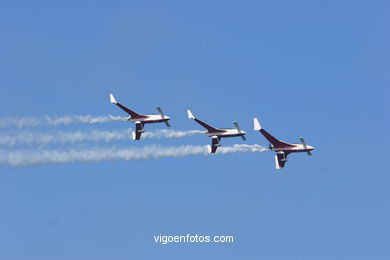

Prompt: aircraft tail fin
xmin=254 ymin=118 xmax=262 ymax=130
xmin=187 ymin=110 xmax=195 ymax=119
xmin=109 ymin=94 xmax=117 ymax=104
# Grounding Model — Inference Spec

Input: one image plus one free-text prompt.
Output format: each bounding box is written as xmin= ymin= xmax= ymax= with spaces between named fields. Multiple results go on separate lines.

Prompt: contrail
xmin=0 ymin=144 xmax=268 ymax=167
xmin=0 ymin=115 xmax=127 ymax=128
xmin=0 ymin=129 xmax=204 ymax=147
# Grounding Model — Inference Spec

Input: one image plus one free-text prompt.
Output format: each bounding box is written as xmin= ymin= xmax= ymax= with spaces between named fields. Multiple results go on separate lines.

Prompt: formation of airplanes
xmin=109 ymin=94 xmax=314 ymax=169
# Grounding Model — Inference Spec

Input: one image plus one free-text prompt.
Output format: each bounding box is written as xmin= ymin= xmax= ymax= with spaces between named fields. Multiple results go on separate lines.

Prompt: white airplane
xmin=187 ymin=110 xmax=246 ymax=153
xmin=254 ymin=118 xmax=314 ymax=169
xmin=110 ymin=94 xmax=171 ymax=140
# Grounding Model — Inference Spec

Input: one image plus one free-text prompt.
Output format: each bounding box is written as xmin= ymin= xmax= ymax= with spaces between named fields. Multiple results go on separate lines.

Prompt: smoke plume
xmin=0 ymin=144 xmax=268 ymax=167
xmin=0 ymin=115 xmax=127 ymax=128
xmin=0 ymin=129 xmax=204 ymax=147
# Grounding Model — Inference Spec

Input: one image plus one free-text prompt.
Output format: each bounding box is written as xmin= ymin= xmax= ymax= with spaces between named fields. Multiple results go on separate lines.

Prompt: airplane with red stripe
xmin=110 ymin=94 xmax=171 ymax=140
xmin=187 ymin=110 xmax=246 ymax=153
xmin=253 ymin=118 xmax=314 ymax=169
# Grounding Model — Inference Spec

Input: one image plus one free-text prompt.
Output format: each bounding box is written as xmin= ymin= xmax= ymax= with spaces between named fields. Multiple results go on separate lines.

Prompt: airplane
xmin=109 ymin=94 xmax=171 ymax=140
xmin=187 ymin=110 xmax=246 ymax=153
xmin=253 ymin=118 xmax=314 ymax=169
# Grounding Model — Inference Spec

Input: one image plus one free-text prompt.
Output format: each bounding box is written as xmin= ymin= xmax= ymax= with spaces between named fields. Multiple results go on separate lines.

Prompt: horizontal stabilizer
xmin=233 ymin=121 xmax=246 ymax=140
xmin=299 ymin=137 xmax=306 ymax=147
xmin=233 ymin=121 xmax=244 ymax=133
xmin=233 ymin=121 xmax=241 ymax=131
xmin=299 ymin=137 xmax=312 ymax=155
xmin=155 ymin=106 xmax=171 ymax=127
xmin=156 ymin=106 xmax=165 ymax=118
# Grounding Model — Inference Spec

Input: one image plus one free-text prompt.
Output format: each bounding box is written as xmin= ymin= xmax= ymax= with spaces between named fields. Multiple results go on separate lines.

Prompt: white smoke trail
xmin=0 ymin=129 xmax=132 ymax=147
xmin=218 ymin=144 xmax=269 ymax=154
xmin=142 ymin=129 xmax=204 ymax=139
xmin=0 ymin=129 xmax=204 ymax=147
xmin=0 ymin=115 xmax=127 ymax=128
xmin=0 ymin=144 xmax=268 ymax=167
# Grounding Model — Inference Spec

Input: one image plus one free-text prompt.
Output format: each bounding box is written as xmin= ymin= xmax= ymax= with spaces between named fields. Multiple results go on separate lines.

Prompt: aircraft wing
xmin=187 ymin=110 xmax=225 ymax=133
xmin=275 ymin=152 xmax=288 ymax=169
xmin=110 ymin=94 xmax=147 ymax=119
xmin=132 ymin=122 xmax=144 ymax=140
xmin=209 ymin=136 xmax=221 ymax=153
xmin=253 ymin=118 xmax=294 ymax=148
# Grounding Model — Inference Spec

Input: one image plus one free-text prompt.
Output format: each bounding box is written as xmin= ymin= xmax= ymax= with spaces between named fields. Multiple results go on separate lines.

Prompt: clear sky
xmin=0 ymin=0 xmax=389 ymax=259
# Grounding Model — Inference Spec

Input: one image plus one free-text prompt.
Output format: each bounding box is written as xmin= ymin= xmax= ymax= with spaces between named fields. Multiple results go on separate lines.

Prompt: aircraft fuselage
xmin=273 ymin=144 xmax=314 ymax=154
xmin=206 ymin=128 xmax=246 ymax=138
xmin=128 ymin=115 xmax=171 ymax=124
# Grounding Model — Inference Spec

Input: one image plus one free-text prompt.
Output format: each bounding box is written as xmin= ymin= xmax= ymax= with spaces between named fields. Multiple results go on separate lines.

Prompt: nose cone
xmin=309 ymin=145 xmax=314 ymax=150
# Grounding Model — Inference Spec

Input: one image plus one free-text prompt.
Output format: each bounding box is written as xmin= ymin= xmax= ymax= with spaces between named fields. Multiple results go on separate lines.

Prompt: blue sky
xmin=0 ymin=0 xmax=389 ymax=259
